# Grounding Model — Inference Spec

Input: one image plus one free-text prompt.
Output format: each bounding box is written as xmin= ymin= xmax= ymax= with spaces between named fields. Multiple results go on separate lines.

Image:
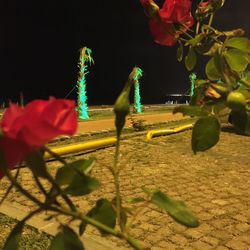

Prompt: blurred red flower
xmin=140 ymin=0 xmax=194 ymax=46
xmin=0 ymin=98 xmax=77 ymax=177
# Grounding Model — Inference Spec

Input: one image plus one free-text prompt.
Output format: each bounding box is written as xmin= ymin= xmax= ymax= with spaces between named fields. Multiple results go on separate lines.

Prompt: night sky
xmin=1 ymin=0 xmax=250 ymax=105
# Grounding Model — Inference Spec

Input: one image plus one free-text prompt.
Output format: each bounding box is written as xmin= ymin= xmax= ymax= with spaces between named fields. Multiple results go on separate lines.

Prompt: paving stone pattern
xmin=0 ymin=130 xmax=250 ymax=249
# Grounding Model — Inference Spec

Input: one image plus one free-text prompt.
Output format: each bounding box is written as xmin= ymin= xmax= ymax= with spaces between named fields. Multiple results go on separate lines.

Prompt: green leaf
xmin=55 ymin=157 xmax=96 ymax=186
xmin=187 ymin=34 xmax=205 ymax=47
xmin=229 ymin=110 xmax=250 ymax=136
xmin=205 ymin=57 xmax=221 ymax=80
xmin=63 ymin=173 xmax=100 ymax=196
xmin=224 ymin=48 xmax=250 ymax=72
xmin=79 ymin=221 xmax=86 ymax=236
xmin=224 ymin=37 xmax=250 ymax=53
xmin=194 ymin=79 xmax=210 ymax=87
xmin=25 ymin=150 xmax=48 ymax=178
xmin=143 ymin=189 xmax=199 ymax=228
xmin=173 ymin=105 xmax=209 ymax=117
xmin=127 ymin=197 xmax=146 ymax=204
xmin=212 ymin=101 xmax=228 ymax=114
xmin=3 ymin=220 xmax=24 ymax=250
xmin=81 ymin=199 xmax=116 ymax=235
xmin=240 ymin=75 xmax=250 ymax=88
xmin=192 ymin=116 xmax=220 ymax=153
xmin=50 ymin=226 xmax=84 ymax=250
xmin=185 ymin=47 xmax=197 ymax=71
xmin=177 ymin=43 xmax=183 ymax=62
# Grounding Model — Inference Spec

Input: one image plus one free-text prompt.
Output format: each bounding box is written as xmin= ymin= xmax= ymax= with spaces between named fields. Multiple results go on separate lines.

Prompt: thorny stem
xmin=49 ymin=205 xmax=142 ymax=250
xmin=43 ymin=146 xmax=67 ymax=165
xmin=113 ymin=134 xmax=123 ymax=232
xmin=45 ymin=171 xmax=77 ymax=212
xmin=208 ymin=13 xmax=214 ymax=27
xmin=3 ymin=167 xmax=44 ymax=207
xmin=43 ymin=146 xmax=76 ymax=212
xmin=0 ymin=168 xmax=20 ymax=205
xmin=33 ymin=174 xmax=48 ymax=197
xmin=196 ymin=21 xmax=200 ymax=35
xmin=18 ymin=207 xmax=43 ymax=227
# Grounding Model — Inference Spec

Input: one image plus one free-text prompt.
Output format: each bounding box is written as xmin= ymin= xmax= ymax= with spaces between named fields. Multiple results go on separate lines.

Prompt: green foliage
xmin=50 ymin=226 xmax=84 ymax=250
xmin=55 ymin=157 xmax=96 ymax=186
xmin=176 ymin=43 xmax=184 ymax=62
xmin=224 ymin=37 xmax=250 ymax=53
xmin=192 ymin=116 xmax=220 ymax=153
xmin=3 ymin=220 xmax=24 ymax=250
xmin=143 ymin=189 xmax=199 ymax=228
xmin=25 ymin=149 xmax=47 ymax=178
xmin=226 ymin=91 xmax=247 ymax=111
xmin=185 ymin=47 xmax=197 ymax=71
xmin=114 ymin=68 xmax=139 ymax=135
xmin=223 ymin=49 xmax=249 ymax=72
xmin=63 ymin=172 xmax=100 ymax=196
xmin=229 ymin=110 xmax=250 ymax=135
xmin=80 ymin=199 xmax=117 ymax=235
xmin=205 ymin=57 xmax=221 ymax=80
xmin=173 ymin=105 xmax=209 ymax=117
xmin=127 ymin=197 xmax=146 ymax=204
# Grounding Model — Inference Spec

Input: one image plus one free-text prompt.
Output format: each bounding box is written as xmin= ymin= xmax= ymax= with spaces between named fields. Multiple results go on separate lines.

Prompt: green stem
xmin=33 ymin=174 xmax=48 ymax=197
xmin=43 ymin=146 xmax=67 ymax=165
xmin=178 ymin=22 xmax=194 ymax=39
xmin=19 ymin=207 xmax=43 ymax=225
xmin=113 ymin=134 xmax=122 ymax=231
xmin=50 ymin=205 xmax=142 ymax=250
xmin=196 ymin=21 xmax=200 ymax=35
xmin=45 ymin=172 xmax=77 ymax=212
xmin=0 ymin=168 xmax=20 ymax=205
xmin=208 ymin=13 xmax=214 ymax=27
xmin=43 ymin=146 xmax=76 ymax=211
xmin=3 ymin=168 xmax=44 ymax=207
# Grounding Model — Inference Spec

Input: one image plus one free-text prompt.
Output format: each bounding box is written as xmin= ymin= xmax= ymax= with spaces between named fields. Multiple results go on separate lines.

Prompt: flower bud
xmin=211 ymin=0 xmax=225 ymax=10
xmin=227 ymin=91 xmax=247 ymax=111
xmin=140 ymin=0 xmax=159 ymax=18
xmin=113 ymin=67 xmax=140 ymax=136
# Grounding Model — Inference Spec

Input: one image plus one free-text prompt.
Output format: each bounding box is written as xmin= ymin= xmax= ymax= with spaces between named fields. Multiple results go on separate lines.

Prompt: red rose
xmin=141 ymin=0 xmax=194 ymax=46
xmin=0 ymin=97 xmax=77 ymax=177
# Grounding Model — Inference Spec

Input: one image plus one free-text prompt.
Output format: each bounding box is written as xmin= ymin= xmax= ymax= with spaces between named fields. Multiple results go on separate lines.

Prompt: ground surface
xmin=76 ymin=112 xmax=183 ymax=133
xmin=0 ymin=126 xmax=249 ymax=249
xmin=0 ymin=213 xmax=52 ymax=249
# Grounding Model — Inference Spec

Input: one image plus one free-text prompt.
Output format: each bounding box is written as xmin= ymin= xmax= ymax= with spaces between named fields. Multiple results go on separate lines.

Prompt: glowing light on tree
xmin=133 ymin=67 xmax=143 ymax=113
xmin=77 ymin=47 xmax=94 ymax=120
xmin=189 ymin=72 xmax=197 ymax=97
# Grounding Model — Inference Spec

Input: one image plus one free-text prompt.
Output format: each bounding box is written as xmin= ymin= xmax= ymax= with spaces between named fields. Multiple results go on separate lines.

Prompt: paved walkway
xmin=76 ymin=113 xmax=183 ymax=133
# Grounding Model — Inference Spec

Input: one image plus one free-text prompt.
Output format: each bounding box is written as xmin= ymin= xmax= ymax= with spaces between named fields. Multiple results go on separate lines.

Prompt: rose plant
xmin=4 ymin=0 xmax=249 ymax=247
xmin=140 ymin=0 xmax=250 ymax=153
xmin=0 ymin=69 xmax=199 ymax=250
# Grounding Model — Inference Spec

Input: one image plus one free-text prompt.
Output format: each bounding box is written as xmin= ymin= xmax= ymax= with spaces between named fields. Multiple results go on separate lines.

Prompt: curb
xmin=0 ymin=201 xmax=126 ymax=250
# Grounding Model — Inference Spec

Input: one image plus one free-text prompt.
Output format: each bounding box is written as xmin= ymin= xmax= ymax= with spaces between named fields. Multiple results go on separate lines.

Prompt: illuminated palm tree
xmin=77 ymin=47 xmax=94 ymax=120
xmin=133 ymin=67 xmax=143 ymax=113
xmin=189 ymin=72 xmax=197 ymax=98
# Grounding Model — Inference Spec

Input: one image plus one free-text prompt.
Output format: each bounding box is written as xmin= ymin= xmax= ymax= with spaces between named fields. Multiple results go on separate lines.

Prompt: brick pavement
xmin=0 ymin=129 xmax=249 ymax=249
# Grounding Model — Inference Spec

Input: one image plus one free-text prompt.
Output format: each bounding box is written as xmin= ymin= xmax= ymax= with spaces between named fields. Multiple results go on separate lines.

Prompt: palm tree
xmin=77 ymin=47 xmax=94 ymax=120
xmin=133 ymin=67 xmax=143 ymax=113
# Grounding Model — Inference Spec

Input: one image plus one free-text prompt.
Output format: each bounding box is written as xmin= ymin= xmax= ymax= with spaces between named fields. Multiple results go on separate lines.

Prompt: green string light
xmin=133 ymin=67 xmax=143 ymax=113
xmin=77 ymin=47 xmax=94 ymax=120
xmin=189 ymin=72 xmax=197 ymax=97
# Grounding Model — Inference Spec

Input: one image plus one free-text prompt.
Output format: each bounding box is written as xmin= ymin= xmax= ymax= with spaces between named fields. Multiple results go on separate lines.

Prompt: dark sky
xmin=1 ymin=0 xmax=250 ymax=105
